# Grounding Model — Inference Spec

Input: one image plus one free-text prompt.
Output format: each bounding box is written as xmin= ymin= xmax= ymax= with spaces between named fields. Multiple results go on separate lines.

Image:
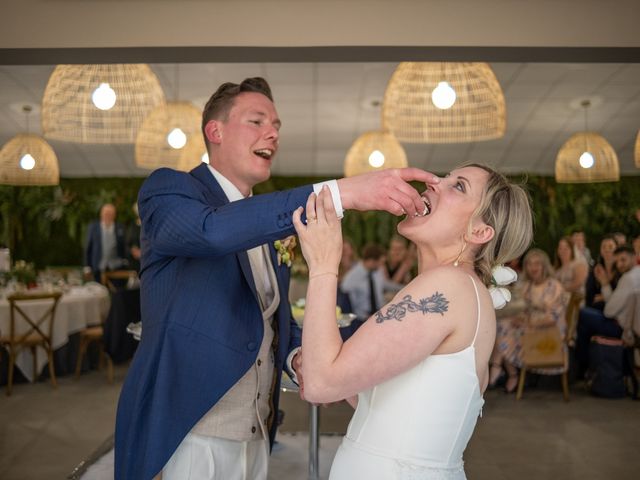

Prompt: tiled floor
xmin=1 ymin=365 xmax=639 ymax=479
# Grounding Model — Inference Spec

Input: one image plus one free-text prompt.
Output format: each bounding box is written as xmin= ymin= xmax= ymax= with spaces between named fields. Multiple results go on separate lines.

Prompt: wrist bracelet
xmin=309 ymin=271 xmax=338 ymax=280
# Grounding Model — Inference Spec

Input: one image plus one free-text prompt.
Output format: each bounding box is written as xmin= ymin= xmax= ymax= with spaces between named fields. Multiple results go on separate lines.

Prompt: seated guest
xmin=602 ymin=245 xmax=640 ymax=320
xmin=613 ymin=232 xmax=627 ymax=246
xmin=341 ymin=243 xmax=403 ymax=327
xmin=576 ymin=244 xmax=640 ymax=377
xmin=383 ymin=235 xmax=416 ymax=285
xmin=338 ymin=238 xmax=357 ymax=282
xmin=493 ymin=249 xmax=567 ymax=392
xmin=554 ymin=236 xmax=588 ymax=296
xmin=633 ymin=234 xmax=640 ymax=265
xmin=585 ymin=235 xmax=620 ymax=311
xmin=337 ymin=238 xmax=357 ymax=318
xmin=572 ymin=230 xmax=594 ymax=266
xmin=489 ymin=270 xmax=526 ymax=388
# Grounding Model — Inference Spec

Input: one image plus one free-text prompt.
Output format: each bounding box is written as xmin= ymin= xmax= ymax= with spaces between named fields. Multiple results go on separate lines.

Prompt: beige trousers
xmin=158 ymin=433 xmax=269 ymax=480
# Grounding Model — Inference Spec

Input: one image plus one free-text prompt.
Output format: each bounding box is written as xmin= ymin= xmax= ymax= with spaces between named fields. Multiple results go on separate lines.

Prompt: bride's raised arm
xmin=292 ymin=187 xmax=464 ymax=403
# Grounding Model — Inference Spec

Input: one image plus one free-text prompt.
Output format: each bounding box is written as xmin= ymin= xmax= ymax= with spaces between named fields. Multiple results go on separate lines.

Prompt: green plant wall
xmin=1 ymin=173 xmax=638 ymax=269
xmin=0 ymin=178 xmax=144 ymax=268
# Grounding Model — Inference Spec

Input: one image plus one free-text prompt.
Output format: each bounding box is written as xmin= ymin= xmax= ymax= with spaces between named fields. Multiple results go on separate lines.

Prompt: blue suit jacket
xmin=114 ymin=163 xmax=312 ymax=479
xmin=84 ymin=220 xmax=127 ymax=281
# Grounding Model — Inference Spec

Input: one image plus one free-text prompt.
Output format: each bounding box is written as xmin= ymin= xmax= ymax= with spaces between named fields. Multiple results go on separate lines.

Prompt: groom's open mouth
xmin=253 ymin=148 xmax=274 ymax=160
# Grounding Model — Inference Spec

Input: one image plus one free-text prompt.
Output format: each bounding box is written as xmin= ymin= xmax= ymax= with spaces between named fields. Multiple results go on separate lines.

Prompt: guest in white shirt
xmin=577 ymin=244 xmax=640 ymax=376
xmin=602 ymin=245 xmax=640 ymax=320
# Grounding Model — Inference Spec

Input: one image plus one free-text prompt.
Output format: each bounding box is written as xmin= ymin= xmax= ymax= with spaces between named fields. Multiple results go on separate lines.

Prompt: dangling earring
xmin=453 ymin=240 xmax=467 ymax=267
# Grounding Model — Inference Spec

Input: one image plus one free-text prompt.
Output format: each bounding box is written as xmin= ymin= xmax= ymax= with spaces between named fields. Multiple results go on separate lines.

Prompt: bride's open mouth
xmin=421 ymin=195 xmax=432 ymax=216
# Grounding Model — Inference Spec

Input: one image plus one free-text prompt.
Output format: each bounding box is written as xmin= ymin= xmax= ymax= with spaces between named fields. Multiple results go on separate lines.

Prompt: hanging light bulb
xmin=368 ymin=150 xmax=385 ymax=168
xmin=92 ymin=82 xmax=117 ymax=110
xmin=382 ymin=63 xmax=505 ymax=143
xmin=555 ymin=99 xmax=619 ymax=183
xmin=167 ymin=127 xmax=187 ymax=149
xmin=0 ymin=104 xmax=59 ymax=186
xmin=19 ymin=153 xmax=36 ymax=170
xmin=579 ymin=151 xmax=594 ymax=169
xmin=136 ymin=101 xmax=201 ymax=169
xmin=344 ymin=130 xmax=407 ymax=177
xmin=431 ymin=81 xmax=456 ymax=110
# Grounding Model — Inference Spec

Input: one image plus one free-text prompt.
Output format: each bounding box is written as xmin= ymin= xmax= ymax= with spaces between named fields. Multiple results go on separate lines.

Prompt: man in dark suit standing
xmin=83 ymin=203 xmax=127 ymax=283
xmin=114 ymin=77 xmax=439 ymax=480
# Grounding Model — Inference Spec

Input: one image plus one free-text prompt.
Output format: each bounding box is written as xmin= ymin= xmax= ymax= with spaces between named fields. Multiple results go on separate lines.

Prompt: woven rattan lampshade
xmin=135 ymin=101 xmax=202 ymax=170
xmin=42 ymin=64 xmax=165 ymax=144
xmin=344 ymin=130 xmax=408 ymax=177
xmin=382 ymin=62 xmax=506 ymax=143
xmin=635 ymin=130 xmax=640 ymax=168
xmin=0 ymin=134 xmax=59 ymax=185
xmin=555 ymin=132 xmax=619 ymax=183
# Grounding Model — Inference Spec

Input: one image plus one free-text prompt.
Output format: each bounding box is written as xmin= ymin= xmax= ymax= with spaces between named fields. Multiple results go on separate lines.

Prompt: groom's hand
xmin=292 ymin=351 xmax=306 ymax=400
xmin=293 ymin=351 xmax=323 ymax=406
xmin=337 ymin=168 xmax=440 ymax=217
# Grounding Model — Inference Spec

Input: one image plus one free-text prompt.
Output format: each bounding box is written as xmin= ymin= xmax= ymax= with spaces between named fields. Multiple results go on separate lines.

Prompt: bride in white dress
xmin=292 ymin=164 xmax=533 ymax=479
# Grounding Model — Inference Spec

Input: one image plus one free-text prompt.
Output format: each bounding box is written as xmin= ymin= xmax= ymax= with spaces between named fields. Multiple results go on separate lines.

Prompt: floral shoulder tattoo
xmin=374 ymin=293 xmax=449 ymax=323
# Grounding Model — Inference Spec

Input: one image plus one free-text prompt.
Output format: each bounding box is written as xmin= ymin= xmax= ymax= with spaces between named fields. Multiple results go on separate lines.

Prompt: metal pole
xmin=308 ymin=403 xmax=320 ymax=479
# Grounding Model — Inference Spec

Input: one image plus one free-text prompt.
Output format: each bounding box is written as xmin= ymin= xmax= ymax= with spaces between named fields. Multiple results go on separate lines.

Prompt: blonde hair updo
xmin=465 ymin=163 xmax=534 ymax=285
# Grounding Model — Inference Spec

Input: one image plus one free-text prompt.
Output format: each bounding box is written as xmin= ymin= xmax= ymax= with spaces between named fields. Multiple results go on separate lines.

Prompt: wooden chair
xmin=74 ymin=280 xmax=114 ymax=383
xmin=100 ymin=270 xmax=137 ymax=293
xmin=74 ymin=322 xmax=114 ymax=383
xmin=565 ymin=292 xmax=584 ymax=348
xmin=74 ymin=274 xmax=130 ymax=383
xmin=0 ymin=291 xmax=62 ymax=396
xmin=516 ymin=293 xmax=582 ymax=402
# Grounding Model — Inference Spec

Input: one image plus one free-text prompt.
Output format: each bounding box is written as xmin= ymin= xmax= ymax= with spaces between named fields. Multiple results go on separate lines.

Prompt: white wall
xmin=2 ymin=0 xmax=639 ymax=49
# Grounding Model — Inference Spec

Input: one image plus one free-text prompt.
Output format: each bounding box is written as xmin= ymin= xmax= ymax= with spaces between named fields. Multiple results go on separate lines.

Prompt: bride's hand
xmin=292 ymin=186 xmax=342 ymax=276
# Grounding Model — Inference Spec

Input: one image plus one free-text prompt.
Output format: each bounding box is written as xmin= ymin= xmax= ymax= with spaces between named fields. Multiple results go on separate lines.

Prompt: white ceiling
xmin=0 ymin=62 xmax=639 ymax=178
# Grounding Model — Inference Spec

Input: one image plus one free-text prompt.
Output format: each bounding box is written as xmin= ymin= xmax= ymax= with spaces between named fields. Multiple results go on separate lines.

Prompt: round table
xmin=0 ymin=284 xmax=110 ymax=382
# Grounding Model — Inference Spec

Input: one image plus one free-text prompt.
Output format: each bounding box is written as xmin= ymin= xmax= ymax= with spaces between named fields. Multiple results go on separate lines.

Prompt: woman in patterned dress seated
xmin=493 ymin=248 xmax=568 ymax=392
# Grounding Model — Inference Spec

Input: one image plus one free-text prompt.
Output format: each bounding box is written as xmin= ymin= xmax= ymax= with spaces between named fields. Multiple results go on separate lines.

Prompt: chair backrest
xmin=5 ymin=291 xmax=62 ymax=348
xmin=521 ymin=325 xmax=566 ymax=368
xmin=101 ymin=270 xmax=137 ymax=293
xmin=565 ymin=292 xmax=584 ymax=344
xmin=521 ymin=291 xmax=577 ymax=370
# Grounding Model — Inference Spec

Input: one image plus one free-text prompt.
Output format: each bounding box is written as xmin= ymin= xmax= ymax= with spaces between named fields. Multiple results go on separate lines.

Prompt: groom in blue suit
xmin=114 ymin=77 xmax=438 ymax=479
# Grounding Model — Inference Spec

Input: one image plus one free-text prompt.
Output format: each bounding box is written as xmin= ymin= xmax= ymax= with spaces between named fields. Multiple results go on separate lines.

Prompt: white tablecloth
xmin=0 ymin=283 xmax=111 ymax=381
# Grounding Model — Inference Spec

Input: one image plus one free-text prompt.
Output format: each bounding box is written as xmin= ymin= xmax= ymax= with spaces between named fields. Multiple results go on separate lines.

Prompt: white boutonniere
xmin=274 ymin=235 xmax=297 ymax=267
xmin=488 ymin=265 xmax=518 ymax=309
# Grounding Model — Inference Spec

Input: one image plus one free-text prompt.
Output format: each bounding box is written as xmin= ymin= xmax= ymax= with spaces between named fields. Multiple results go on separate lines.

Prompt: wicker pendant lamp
xmin=344 ymin=130 xmax=408 ymax=177
xmin=0 ymin=106 xmax=59 ymax=186
xmin=42 ymin=64 xmax=165 ymax=144
xmin=555 ymin=100 xmax=619 ymax=183
xmin=635 ymin=130 xmax=640 ymax=168
xmin=382 ymin=62 xmax=506 ymax=143
xmin=135 ymin=101 xmax=203 ymax=170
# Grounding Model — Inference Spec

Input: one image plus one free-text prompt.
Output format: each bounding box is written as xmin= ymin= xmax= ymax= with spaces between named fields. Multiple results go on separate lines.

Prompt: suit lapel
xmin=189 ymin=163 xmax=228 ymax=206
xmin=189 ymin=163 xmax=260 ymax=304
xmin=238 ymin=252 xmax=260 ymax=305
xmin=267 ymin=243 xmax=288 ymax=313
